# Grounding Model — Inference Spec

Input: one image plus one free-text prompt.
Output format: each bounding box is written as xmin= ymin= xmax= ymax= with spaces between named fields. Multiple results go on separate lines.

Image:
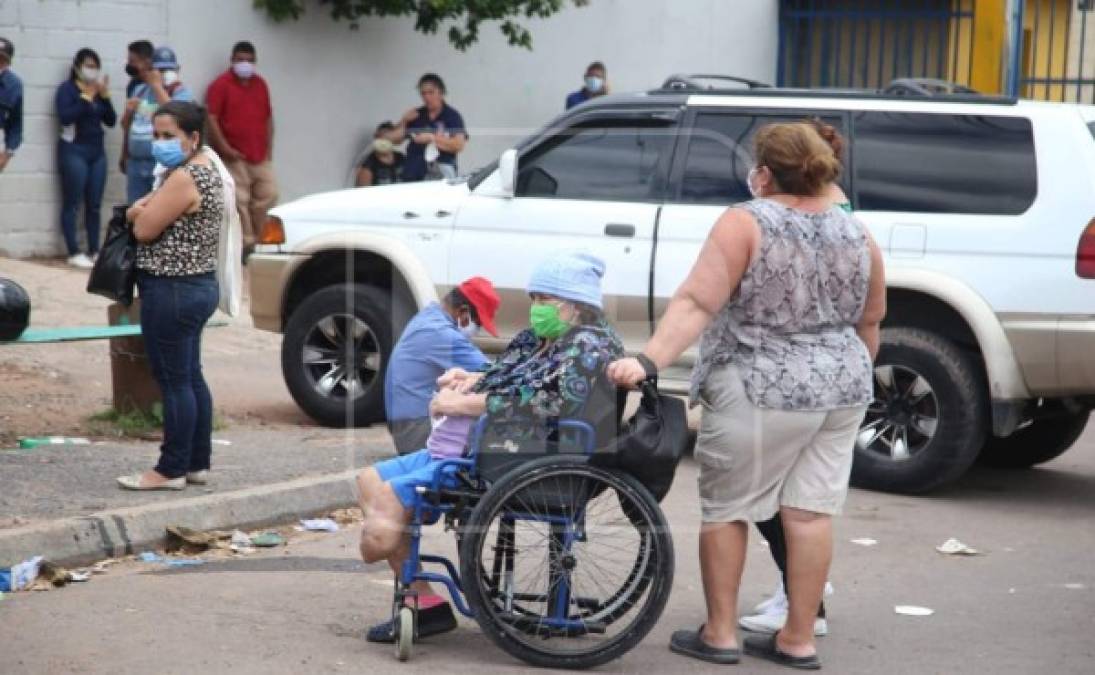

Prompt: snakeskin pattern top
xmin=690 ymin=198 xmax=873 ymax=411
xmin=137 ymin=163 xmax=223 ymax=276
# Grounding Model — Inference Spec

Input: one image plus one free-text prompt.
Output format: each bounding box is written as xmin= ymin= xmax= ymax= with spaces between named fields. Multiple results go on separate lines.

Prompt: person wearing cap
xmin=355 ymin=121 xmax=405 ymax=187
xmin=205 ymin=41 xmax=277 ymax=254
xmin=124 ymin=45 xmax=192 ymax=202
xmin=383 ymin=278 xmax=499 ymax=455
xmin=0 ymin=37 xmax=23 ymax=174
xmin=359 ymin=252 xmax=623 ymax=644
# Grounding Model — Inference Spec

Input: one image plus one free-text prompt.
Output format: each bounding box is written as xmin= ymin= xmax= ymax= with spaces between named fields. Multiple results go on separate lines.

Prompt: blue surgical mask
xmin=152 ymin=138 xmax=187 ymax=168
xmin=585 ymin=76 xmax=604 ymax=93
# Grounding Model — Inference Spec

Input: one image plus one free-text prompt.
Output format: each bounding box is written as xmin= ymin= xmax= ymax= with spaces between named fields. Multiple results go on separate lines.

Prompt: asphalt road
xmin=3 ymin=429 xmax=1094 ymax=675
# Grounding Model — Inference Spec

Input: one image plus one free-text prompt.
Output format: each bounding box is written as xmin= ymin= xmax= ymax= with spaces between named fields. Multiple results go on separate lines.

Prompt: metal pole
xmin=1004 ymin=0 xmax=1026 ymax=97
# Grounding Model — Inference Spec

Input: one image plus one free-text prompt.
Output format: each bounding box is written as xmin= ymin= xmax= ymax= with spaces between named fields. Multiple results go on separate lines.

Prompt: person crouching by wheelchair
xmin=384 ymin=277 xmax=500 ymax=455
xmin=356 ymin=251 xmax=624 ymax=644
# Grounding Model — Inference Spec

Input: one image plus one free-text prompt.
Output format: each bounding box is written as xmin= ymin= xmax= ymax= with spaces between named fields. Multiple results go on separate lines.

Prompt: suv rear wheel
xmin=851 ymin=327 xmax=987 ymax=494
xmin=978 ymin=404 xmax=1090 ymax=468
xmin=281 ymin=283 xmax=397 ymax=427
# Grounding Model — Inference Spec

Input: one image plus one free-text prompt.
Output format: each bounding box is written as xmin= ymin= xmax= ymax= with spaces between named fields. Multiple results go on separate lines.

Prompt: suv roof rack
xmin=649 ymin=76 xmax=1017 ymax=105
xmin=660 ymin=74 xmax=772 ymax=91
xmin=884 ymin=78 xmax=981 ymax=97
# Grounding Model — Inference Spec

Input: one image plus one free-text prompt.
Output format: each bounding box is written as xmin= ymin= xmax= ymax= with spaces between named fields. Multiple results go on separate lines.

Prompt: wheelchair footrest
xmin=498 ymin=612 xmax=608 ymax=636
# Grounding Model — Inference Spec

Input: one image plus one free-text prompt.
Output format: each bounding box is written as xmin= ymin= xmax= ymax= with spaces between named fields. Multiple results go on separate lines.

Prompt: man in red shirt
xmin=205 ymin=41 xmax=277 ymax=254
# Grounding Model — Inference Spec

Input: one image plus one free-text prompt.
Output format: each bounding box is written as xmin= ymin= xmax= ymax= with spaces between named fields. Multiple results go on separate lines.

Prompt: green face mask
xmin=530 ymin=303 xmax=571 ymax=339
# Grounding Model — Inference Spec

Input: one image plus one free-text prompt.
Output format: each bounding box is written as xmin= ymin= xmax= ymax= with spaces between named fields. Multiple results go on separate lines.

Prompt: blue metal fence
xmin=778 ymin=0 xmax=975 ymax=90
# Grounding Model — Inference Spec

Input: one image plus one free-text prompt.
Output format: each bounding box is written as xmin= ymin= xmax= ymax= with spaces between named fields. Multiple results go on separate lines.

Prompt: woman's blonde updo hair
xmin=753 ymin=122 xmax=842 ymax=196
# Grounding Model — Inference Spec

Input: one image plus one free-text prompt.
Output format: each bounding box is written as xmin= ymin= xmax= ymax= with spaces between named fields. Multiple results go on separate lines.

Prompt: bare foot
xmin=776 ymin=632 xmax=817 ymax=658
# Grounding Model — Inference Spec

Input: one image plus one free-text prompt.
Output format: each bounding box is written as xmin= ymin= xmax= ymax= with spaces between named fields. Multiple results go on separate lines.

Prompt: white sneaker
xmin=753 ymin=583 xmax=788 ymax=614
xmin=67 ymin=253 xmax=94 ymax=269
xmin=738 ymin=610 xmax=828 ymax=637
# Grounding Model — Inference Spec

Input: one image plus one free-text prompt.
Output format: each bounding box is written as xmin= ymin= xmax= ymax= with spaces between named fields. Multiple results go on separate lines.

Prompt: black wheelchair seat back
xmin=473 ymin=374 xmax=627 ymax=488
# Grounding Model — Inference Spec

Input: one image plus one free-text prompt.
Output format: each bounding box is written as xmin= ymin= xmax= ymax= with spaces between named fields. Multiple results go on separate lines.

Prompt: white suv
xmin=249 ymin=81 xmax=1095 ymax=493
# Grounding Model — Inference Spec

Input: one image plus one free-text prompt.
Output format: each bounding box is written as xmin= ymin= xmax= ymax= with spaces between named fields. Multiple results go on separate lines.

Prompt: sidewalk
xmin=0 ymin=257 xmax=398 ymax=567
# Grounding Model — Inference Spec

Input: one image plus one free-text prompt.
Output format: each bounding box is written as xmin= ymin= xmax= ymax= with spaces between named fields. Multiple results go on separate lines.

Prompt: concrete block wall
xmin=0 ymin=0 xmax=167 ymax=258
xmin=2 ymin=0 xmax=779 ymax=259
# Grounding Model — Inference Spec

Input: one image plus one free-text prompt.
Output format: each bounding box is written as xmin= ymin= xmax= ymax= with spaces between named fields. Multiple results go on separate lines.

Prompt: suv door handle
xmin=403 ymin=211 xmax=419 ymax=219
xmin=435 ymin=210 xmax=452 ymax=218
xmin=604 ymin=223 xmax=636 ymax=238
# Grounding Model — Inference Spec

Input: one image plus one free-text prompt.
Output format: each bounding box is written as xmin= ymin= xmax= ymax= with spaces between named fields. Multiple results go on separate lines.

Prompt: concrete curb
xmin=0 ymin=470 xmax=360 ymax=568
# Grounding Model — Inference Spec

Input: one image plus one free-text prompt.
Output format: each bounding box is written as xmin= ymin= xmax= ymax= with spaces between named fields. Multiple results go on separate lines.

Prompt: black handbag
xmin=87 ymin=205 xmax=138 ymax=305
xmin=600 ymin=378 xmax=689 ymax=502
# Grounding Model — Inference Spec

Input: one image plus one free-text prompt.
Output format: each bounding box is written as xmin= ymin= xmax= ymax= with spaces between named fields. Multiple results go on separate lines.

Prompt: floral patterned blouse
xmin=690 ymin=198 xmax=873 ymax=411
xmin=136 ymin=163 xmax=223 ymax=276
xmin=474 ymin=319 xmax=624 ymax=425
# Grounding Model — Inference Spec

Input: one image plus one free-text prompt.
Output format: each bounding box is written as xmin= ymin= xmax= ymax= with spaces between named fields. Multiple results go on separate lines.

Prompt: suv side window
xmin=676 ymin=112 xmax=846 ymax=205
xmin=516 ymin=121 xmax=672 ymax=201
xmin=853 ymin=112 xmax=1037 ymax=215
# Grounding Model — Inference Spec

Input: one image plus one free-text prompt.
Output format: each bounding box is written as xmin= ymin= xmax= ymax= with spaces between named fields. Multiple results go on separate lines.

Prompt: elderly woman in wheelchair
xmin=355 ymin=252 xmax=675 ymax=668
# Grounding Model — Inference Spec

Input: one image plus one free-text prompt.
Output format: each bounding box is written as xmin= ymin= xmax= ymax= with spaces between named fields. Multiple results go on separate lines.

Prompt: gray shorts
xmin=694 ymin=365 xmax=866 ymax=523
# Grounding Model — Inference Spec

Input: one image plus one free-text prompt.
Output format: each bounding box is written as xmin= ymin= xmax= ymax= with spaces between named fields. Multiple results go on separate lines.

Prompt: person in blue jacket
xmin=0 ymin=37 xmax=23 ymax=175
xmin=383 ymin=277 xmax=500 ymax=454
xmin=55 ymin=48 xmax=117 ymax=268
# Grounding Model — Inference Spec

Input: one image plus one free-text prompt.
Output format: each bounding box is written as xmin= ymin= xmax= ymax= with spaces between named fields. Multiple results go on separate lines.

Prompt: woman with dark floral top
xmin=117 ymin=101 xmax=226 ymax=492
xmin=355 ymin=251 xmax=622 ymax=644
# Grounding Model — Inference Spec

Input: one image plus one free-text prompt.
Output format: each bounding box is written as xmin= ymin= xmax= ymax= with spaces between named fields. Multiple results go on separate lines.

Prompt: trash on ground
xmin=212 ymin=439 xmax=232 ymax=446
xmin=91 ymin=559 xmax=119 ymax=574
xmin=330 ymin=508 xmax=364 ymax=525
xmin=936 ymin=538 xmax=979 ymax=556
xmin=1064 ymin=583 xmax=1086 ymax=590
xmin=229 ymin=530 xmax=254 ymax=553
xmin=138 ymin=552 xmax=165 ymax=563
xmin=165 ymin=525 xmax=229 ymax=553
xmin=299 ymin=518 xmax=340 ymax=532
xmin=850 ymin=538 xmax=878 ymax=547
xmin=69 ymin=571 xmax=91 ymax=583
xmin=17 ymin=436 xmax=91 ymax=449
xmin=38 ymin=560 xmax=77 ymax=587
xmin=250 ymin=532 xmax=286 ymax=548
xmin=0 ymin=555 xmax=43 ymax=592
xmin=895 ymin=605 xmax=934 ymax=616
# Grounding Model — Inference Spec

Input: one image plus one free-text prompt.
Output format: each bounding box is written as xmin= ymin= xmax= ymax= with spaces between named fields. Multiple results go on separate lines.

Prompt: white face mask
xmin=458 ymin=321 xmax=480 ymax=339
xmin=585 ymin=75 xmax=604 ymax=93
xmin=232 ymin=61 xmax=255 ymax=79
xmin=162 ymin=70 xmax=179 ymax=86
xmin=80 ymin=67 xmax=100 ymax=83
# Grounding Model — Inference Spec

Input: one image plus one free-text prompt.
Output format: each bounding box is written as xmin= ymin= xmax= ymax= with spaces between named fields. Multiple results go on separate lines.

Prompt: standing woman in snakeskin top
xmin=117 ymin=101 xmax=224 ymax=491
xmin=609 ymin=123 xmax=886 ymax=669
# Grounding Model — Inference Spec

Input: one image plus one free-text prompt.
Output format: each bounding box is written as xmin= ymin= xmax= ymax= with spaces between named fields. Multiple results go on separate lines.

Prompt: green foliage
xmin=88 ymin=405 xmax=226 ymax=438
xmin=253 ymin=0 xmax=589 ymax=50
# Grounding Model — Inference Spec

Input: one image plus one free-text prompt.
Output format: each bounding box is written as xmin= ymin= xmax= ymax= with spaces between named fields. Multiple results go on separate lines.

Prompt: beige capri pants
xmin=694 ymin=365 xmax=867 ymax=524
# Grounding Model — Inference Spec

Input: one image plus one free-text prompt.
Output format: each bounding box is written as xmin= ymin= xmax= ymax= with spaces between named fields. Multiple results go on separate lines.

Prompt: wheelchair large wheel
xmin=459 ymin=456 xmax=673 ymax=670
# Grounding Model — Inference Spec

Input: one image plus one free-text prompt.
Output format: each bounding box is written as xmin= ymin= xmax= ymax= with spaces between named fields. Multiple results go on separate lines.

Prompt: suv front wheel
xmin=281 ymin=283 xmax=395 ymax=427
xmin=850 ymin=327 xmax=987 ymax=494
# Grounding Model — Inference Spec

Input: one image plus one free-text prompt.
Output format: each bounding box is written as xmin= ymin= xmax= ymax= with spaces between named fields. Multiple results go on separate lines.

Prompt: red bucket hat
xmin=458 ymin=277 xmax=500 ymax=337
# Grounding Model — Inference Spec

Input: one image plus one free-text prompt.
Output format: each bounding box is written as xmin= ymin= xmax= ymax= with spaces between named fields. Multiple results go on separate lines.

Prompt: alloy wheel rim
xmin=301 ymin=313 xmax=382 ymax=402
xmin=857 ymin=364 xmax=940 ymax=462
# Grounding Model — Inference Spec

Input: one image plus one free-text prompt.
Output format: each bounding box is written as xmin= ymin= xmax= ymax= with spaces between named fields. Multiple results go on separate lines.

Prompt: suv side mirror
xmin=499 ymin=148 xmax=518 ymax=197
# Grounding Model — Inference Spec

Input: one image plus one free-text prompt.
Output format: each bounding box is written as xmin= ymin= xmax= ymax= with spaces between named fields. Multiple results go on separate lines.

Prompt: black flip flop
xmin=669 ymin=626 xmax=741 ymax=665
xmin=743 ymin=633 xmax=821 ymax=670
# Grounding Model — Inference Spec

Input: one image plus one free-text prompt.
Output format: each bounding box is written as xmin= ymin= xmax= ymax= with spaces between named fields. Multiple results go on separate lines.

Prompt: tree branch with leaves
xmin=254 ymin=0 xmax=590 ymax=50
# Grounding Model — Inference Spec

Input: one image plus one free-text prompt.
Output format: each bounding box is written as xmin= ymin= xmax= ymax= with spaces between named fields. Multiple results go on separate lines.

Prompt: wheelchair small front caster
xmin=395 ymin=606 xmax=415 ymax=662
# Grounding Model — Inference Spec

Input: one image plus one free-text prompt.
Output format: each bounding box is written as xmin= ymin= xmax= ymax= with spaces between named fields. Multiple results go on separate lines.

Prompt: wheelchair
xmin=387 ymin=387 xmax=674 ymax=669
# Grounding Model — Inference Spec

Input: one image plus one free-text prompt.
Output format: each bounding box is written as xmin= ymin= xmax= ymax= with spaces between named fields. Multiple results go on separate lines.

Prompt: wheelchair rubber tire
xmin=459 ymin=455 xmax=673 ymax=670
xmin=395 ymin=606 xmax=414 ymax=662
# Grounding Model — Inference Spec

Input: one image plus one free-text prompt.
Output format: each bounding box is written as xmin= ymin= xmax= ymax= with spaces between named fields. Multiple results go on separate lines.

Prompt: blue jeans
xmin=137 ymin=272 xmax=219 ymax=478
xmin=126 ymin=155 xmax=156 ymax=204
xmin=58 ymin=142 xmax=106 ymax=256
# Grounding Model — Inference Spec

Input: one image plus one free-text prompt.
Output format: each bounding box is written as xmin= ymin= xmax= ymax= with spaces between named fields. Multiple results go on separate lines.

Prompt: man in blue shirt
xmin=565 ymin=61 xmax=608 ymax=110
xmin=395 ymin=73 xmax=467 ymax=181
xmin=122 ymin=45 xmax=193 ymax=202
xmin=384 ymin=277 xmax=500 ymax=454
xmin=0 ymin=37 xmax=23 ymax=174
